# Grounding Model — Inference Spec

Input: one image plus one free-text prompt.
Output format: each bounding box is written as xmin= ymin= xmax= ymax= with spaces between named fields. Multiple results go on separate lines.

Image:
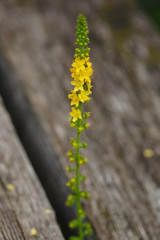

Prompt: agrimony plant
xmin=66 ymin=14 xmax=93 ymax=240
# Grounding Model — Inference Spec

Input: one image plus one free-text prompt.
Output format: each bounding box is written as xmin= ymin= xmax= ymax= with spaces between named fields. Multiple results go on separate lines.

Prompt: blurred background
xmin=1 ymin=0 xmax=160 ymax=239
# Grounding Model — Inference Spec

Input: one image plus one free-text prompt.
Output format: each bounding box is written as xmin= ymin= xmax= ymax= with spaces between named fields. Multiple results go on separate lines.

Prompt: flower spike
xmin=66 ymin=13 xmax=93 ymax=240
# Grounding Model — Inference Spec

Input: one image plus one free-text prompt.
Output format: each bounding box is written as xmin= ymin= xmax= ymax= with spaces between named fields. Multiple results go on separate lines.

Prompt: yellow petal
xmin=143 ymin=149 xmax=154 ymax=158
xmin=30 ymin=228 xmax=37 ymax=235
xmin=7 ymin=184 xmax=15 ymax=191
xmin=45 ymin=209 xmax=52 ymax=214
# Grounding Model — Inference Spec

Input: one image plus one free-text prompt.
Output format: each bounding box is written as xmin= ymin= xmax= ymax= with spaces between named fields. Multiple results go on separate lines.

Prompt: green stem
xmin=76 ymin=103 xmax=83 ymax=240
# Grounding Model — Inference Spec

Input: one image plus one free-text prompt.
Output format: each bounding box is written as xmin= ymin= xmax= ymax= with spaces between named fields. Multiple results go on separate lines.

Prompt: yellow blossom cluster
xmin=68 ymin=57 xmax=93 ymax=122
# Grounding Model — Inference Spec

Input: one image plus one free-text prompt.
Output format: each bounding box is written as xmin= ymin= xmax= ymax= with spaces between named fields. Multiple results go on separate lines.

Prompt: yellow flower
xmin=70 ymin=57 xmax=93 ymax=82
xmin=78 ymin=89 xmax=91 ymax=103
xmin=71 ymin=80 xmax=84 ymax=91
xmin=70 ymin=107 xmax=82 ymax=122
xmin=71 ymin=57 xmax=85 ymax=74
xmin=68 ymin=90 xmax=79 ymax=107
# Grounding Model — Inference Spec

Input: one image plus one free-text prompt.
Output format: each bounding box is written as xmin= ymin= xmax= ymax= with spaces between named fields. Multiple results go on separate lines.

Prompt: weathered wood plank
xmin=0 ymin=98 xmax=64 ymax=240
xmin=0 ymin=56 xmax=78 ymax=239
xmin=1 ymin=0 xmax=160 ymax=239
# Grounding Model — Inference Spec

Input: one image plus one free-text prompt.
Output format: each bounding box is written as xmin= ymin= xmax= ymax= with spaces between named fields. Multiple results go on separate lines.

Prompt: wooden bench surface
xmin=1 ymin=0 xmax=160 ymax=239
xmin=0 ymin=98 xmax=64 ymax=240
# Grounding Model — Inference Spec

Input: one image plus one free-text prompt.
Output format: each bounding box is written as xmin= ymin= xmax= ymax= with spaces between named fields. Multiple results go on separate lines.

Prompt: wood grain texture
xmin=0 ymin=98 xmax=64 ymax=240
xmin=1 ymin=0 xmax=160 ymax=239
xmin=0 ymin=55 xmax=78 ymax=239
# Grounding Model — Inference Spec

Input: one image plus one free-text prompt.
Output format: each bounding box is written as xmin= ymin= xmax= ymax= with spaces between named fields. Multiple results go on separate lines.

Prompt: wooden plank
xmin=0 ymin=98 xmax=64 ymax=240
xmin=1 ymin=0 xmax=160 ymax=239
xmin=0 ymin=57 xmax=78 ymax=239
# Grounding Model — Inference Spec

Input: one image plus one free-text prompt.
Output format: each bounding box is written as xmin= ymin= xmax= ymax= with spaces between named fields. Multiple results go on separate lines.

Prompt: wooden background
xmin=1 ymin=0 xmax=160 ymax=239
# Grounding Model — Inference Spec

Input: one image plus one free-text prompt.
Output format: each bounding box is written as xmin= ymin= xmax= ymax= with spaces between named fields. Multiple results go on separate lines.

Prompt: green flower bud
xmin=70 ymin=138 xmax=78 ymax=148
xmin=83 ymin=222 xmax=91 ymax=229
xmin=80 ymin=191 xmax=90 ymax=199
xmin=80 ymin=175 xmax=87 ymax=181
xmin=69 ymin=237 xmax=80 ymax=240
xmin=84 ymin=122 xmax=90 ymax=129
xmin=80 ymin=142 xmax=87 ymax=148
xmin=78 ymin=126 xmax=84 ymax=132
xmin=66 ymin=166 xmax=75 ymax=172
xmin=69 ymin=219 xmax=79 ymax=229
xmin=75 ymin=48 xmax=80 ymax=53
xmin=65 ymin=194 xmax=75 ymax=207
xmin=69 ymin=157 xmax=75 ymax=162
xmin=70 ymin=122 xmax=76 ymax=128
xmin=84 ymin=229 xmax=93 ymax=236
xmin=79 ymin=208 xmax=86 ymax=220
xmin=67 ymin=150 xmax=74 ymax=157
xmin=82 ymin=112 xmax=90 ymax=119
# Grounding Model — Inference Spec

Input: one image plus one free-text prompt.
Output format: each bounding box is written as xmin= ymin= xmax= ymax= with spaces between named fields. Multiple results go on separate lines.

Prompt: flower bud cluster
xmin=74 ymin=14 xmax=90 ymax=58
